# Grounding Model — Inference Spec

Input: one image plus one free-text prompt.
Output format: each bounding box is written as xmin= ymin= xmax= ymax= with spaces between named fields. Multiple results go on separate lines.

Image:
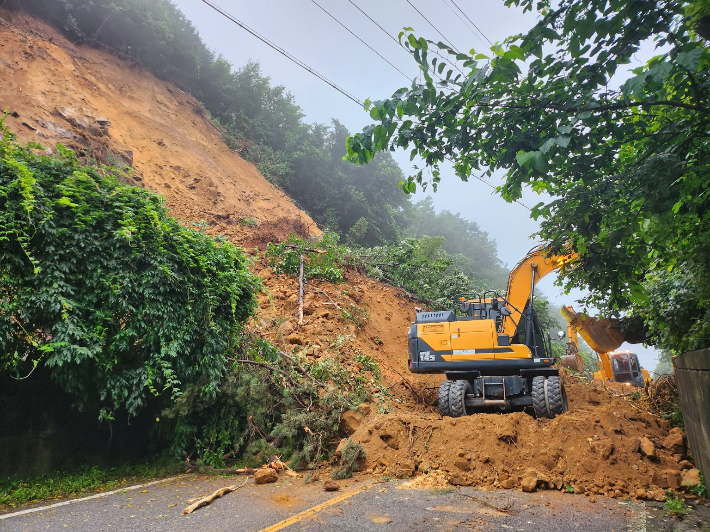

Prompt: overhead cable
xmin=309 ymin=0 xmax=412 ymax=81
xmin=439 ymin=0 xmax=487 ymax=48
xmin=404 ymin=0 xmax=459 ymax=53
xmin=346 ymin=0 xmax=400 ymax=45
xmin=448 ymin=0 xmax=493 ymax=46
xmin=199 ymin=0 xmax=363 ymax=106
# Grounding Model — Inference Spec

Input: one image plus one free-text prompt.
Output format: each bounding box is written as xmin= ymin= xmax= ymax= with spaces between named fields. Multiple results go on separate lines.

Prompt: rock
xmin=679 ymin=460 xmax=693 ymax=470
xmin=591 ymin=439 xmax=614 ymax=460
xmin=340 ymin=410 xmax=363 ymax=435
xmin=500 ymin=478 xmax=515 ymax=489
xmin=358 ymin=403 xmax=372 ymax=416
xmin=681 ymin=468 xmax=701 ymax=488
xmin=449 ymin=473 xmax=473 ymax=486
xmin=639 ymin=437 xmax=657 ymax=459
xmin=454 ymin=458 xmax=470 ymax=472
xmin=589 ymin=496 xmax=597 ymax=503
xmin=663 ymin=428 xmax=686 ymax=457
xmin=652 ymin=469 xmax=682 ymax=490
xmin=635 ymin=488 xmax=647 ymax=500
xmin=324 ymin=481 xmax=340 ymax=491
xmin=278 ymin=321 xmax=295 ymax=335
xmin=395 ymin=460 xmax=415 ymax=478
xmin=254 ymin=468 xmax=278 ymax=484
xmin=521 ymin=476 xmax=538 ymax=493
xmin=287 ymin=334 xmax=303 ymax=345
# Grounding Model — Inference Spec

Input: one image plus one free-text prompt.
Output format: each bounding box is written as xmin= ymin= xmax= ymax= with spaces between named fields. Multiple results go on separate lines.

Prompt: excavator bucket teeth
xmin=560 ymin=306 xmax=626 ymax=354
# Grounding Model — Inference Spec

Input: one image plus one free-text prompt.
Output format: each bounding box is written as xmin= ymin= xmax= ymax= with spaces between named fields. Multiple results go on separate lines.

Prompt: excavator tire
xmin=532 ymin=376 xmax=568 ymax=419
xmin=449 ymin=380 xmax=472 ymax=418
xmin=438 ymin=380 xmax=453 ymax=417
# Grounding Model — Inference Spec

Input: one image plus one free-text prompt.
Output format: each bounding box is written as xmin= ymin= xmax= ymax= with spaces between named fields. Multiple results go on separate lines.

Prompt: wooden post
xmin=674 ymin=349 xmax=710 ymax=482
xmin=298 ymin=254 xmax=304 ymax=325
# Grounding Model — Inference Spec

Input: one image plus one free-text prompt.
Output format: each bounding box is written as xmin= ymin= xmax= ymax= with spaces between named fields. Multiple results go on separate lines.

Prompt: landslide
xmin=0 ymin=11 xmax=697 ymax=503
xmin=0 ymin=12 xmax=316 ymax=233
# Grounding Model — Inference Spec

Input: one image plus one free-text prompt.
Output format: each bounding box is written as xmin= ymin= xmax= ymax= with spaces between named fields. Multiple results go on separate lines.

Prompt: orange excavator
xmin=560 ymin=306 xmax=650 ymax=387
xmin=408 ymin=245 xmax=577 ymax=418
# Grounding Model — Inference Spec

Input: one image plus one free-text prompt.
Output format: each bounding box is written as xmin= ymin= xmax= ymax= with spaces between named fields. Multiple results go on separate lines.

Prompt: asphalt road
xmin=0 ymin=474 xmax=695 ymax=532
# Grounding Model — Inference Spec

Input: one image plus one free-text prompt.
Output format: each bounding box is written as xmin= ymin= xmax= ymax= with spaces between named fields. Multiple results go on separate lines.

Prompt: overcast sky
xmin=171 ymin=0 xmax=661 ymax=370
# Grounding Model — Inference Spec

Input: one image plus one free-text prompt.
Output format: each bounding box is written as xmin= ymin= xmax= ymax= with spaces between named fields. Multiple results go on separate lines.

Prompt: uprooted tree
xmin=345 ymin=0 xmax=710 ymax=353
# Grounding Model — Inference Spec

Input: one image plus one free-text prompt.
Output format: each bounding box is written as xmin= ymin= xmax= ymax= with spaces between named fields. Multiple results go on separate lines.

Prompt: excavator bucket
xmin=559 ymin=306 xmax=626 ymax=354
xmin=560 ymin=352 xmax=584 ymax=372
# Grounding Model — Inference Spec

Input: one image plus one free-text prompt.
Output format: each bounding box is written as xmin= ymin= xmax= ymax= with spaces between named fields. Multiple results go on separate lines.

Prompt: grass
xmin=0 ymin=459 xmax=183 ymax=511
xmin=664 ymin=490 xmax=687 ymax=519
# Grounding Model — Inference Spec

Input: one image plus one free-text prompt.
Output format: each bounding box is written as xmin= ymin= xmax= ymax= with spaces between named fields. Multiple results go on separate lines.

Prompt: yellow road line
xmin=257 ymin=479 xmax=381 ymax=532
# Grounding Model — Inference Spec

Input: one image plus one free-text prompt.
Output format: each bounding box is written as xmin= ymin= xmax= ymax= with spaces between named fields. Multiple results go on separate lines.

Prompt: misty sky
xmin=171 ymin=0 xmax=661 ymax=370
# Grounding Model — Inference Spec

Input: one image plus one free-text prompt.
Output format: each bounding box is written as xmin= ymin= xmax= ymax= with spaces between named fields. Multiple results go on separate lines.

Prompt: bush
xmin=266 ymin=233 xmax=347 ymax=283
xmin=0 ymin=127 xmax=259 ymax=421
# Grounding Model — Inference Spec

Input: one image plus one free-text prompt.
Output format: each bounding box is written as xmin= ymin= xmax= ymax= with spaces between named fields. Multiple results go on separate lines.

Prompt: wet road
xmin=0 ymin=474 xmax=652 ymax=531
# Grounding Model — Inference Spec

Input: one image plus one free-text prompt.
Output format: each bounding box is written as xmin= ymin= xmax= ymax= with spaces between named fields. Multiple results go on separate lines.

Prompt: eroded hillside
xmin=0 ymin=11 xmax=315 ymax=232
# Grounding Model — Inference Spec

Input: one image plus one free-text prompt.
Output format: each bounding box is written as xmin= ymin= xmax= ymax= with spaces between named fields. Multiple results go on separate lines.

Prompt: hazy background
xmin=172 ymin=0 xmax=661 ymax=370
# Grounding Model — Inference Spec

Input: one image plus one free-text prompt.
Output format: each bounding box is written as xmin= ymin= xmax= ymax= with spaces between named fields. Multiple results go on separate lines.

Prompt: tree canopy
xmin=346 ymin=0 xmax=710 ymax=353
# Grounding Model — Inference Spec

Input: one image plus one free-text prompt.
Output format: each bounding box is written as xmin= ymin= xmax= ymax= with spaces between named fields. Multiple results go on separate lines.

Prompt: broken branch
xmin=182 ymin=477 xmax=250 ymax=514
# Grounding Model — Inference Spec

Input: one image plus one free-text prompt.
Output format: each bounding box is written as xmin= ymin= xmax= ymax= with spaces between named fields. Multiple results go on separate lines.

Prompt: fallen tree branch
xmin=317 ymin=289 xmax=342 ymax=310
xmin=182 ymin=477 xmax=250 ymax=514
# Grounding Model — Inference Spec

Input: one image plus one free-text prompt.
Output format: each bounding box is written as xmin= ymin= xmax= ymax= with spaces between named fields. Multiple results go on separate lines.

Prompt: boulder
xmin=358 ymin=403 xmax=372 ymax=416
xmin=681 ymin=468 xmax=701 ymax=488
xmin=287 ymin=334 xmax=303 ymax=345
xmin=453 ymin=458 xmax=470 ymax=472
xmin=340 ymin=410 xmax=363 ymax=435
xmin=521 ymin=476 xmax=538 ymax=493
xmin=324 ymin=481 xmax=340 ymax=491
xmin=662 ymin=428 xmax=686 ymax=457
xmin=639 ymin=437 xmax=657 ymax=459
xmin=254 ymin=468 xmax=278 ymax=484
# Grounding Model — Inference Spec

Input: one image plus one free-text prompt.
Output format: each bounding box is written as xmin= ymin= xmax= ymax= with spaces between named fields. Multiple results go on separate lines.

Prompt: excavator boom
xmin=501 ymin=245 xmax=577 ymax=337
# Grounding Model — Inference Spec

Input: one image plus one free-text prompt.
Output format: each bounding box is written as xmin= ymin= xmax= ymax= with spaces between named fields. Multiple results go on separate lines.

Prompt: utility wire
xmin=448 ymin=0 xmax=493 ymax=46
xmin=404 ymin=0 xmax=459 ymax=53
xmin=347 ymin=0 xmax=399 ymax=46
xmin=439 ymin=0 xmax=487 ymax=48
xmin=199 ymin=0 xmax=363 ymax=106
xmin=309 ymin=0 xmax=412 ymax=81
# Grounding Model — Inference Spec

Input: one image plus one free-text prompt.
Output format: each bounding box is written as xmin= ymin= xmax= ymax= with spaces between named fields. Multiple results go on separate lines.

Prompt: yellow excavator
xmin=407 ymin=245 xmax=576 ymax=418
xmin=560 ymin=305 xmax=650 ymax=387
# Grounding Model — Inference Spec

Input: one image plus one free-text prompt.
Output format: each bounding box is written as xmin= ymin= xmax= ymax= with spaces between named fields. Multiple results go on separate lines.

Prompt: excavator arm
xmin=501 ymin=245 xmax=577 ymax=338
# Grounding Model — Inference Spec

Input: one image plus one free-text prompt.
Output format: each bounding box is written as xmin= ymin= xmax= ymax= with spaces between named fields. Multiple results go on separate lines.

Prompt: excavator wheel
xmin=449 ymin=380 xmax=472 ymax=418
xmin=438 ymin=380 xmax=453 ymax=417
xmin=532 ymin=376 xmax=568 ymax=419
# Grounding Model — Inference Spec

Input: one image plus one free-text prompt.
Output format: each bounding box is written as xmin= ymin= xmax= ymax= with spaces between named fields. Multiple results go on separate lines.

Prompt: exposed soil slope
xmin=0 ymin=12 xmax=316 ymax=232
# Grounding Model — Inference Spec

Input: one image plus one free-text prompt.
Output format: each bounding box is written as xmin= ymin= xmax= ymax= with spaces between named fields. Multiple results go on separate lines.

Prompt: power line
xmin=199 ymin=0 xmax=363 ymax=106
xmin=404 ymin=0 xmax=459 ymax=53
xmin=347 ymin=0 xmax=399 ymax=46
xmin=448 ymin=0 xmax=493 ymax=46
xmin=309 ymin=0 xmax=412 ymax=82
xmin=439 ymin=0 xmax=487 ymax=48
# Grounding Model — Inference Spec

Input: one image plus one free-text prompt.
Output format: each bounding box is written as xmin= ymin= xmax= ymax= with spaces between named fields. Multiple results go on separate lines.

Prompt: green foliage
xmin=162 ymin=334 xmax=372 ymax=469
xmin=346 ymin=0 xmax=710 ymax=351
xmin=0 ymin=127 xmax=259 ymax=421
xmin=664 ymin=490 xmax=687 ymax=518
xmin=689 ymin=474 xmax=707 ymax=497
xmin=0 ymin=459 xmax=182 ymax=509
xmin=352 ymin=236 xmax=485 ymax=306
xmin=266 ymin=233 xmax=346 ymax=283
xmin=332 ymin=440 xmax=365 ymax=480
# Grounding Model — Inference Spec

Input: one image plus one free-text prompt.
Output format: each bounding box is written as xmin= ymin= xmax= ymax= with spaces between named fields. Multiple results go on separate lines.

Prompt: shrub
xmin=0 ymin=127 xmax=259 ymax=421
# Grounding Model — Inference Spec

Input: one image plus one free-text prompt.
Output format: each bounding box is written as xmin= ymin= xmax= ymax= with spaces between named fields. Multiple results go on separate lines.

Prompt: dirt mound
xmin=348 ymin=379 xmax=689 ymax=501
xmin=0 ymin=12 xmax=317 ymax=233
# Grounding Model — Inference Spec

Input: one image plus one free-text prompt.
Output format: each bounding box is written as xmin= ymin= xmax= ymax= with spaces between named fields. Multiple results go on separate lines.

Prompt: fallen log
xmin=182 ymin=477 xmax=250 ymax=514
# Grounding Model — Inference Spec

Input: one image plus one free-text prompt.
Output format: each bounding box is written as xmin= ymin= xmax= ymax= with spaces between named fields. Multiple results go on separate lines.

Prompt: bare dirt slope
xmin=0 ymin=11 xmax=316 ymax=232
